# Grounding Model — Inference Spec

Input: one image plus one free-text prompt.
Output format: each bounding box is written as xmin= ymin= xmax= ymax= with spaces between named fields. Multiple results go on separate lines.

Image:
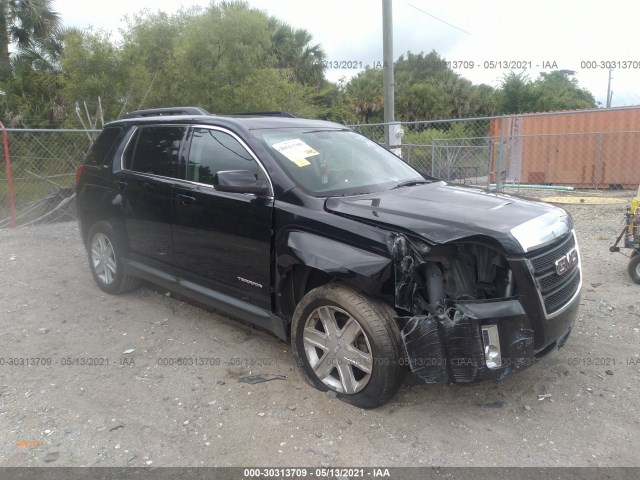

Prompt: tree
xmin=0 ymin=0 xmax=59 ymax=67
xmin=496 ymin=71 xmax=535 ymax=114
xmin=496 ymin=70 xmax=596 ymax=114
xmin=531 ymin=70 xmax=596 ymax=111
xmin=270 ymin=21 xmax=325 ymax=86
xmin=60 ymin=29 xmax=126 ymax=122
xmin=346 ymin=68 xmax=384 ymax=123
xmin=0 ymin=26 xmax=80 ymax=127
xmin=395 ymin=81 xmax=450 ymax=121
xmin=58 ymin=2 xmax=326 ymax=123
xmin=392 ymin=50 xmax=497 ymax=121
xmin=394 ymin=50 xmax=450 ymax=82
xmin=312 ymin=79 xmax=354 ymax=124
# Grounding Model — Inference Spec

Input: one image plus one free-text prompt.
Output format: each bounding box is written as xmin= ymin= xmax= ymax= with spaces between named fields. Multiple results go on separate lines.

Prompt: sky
xmin=54 ymin=0 xmax=640 ymax=108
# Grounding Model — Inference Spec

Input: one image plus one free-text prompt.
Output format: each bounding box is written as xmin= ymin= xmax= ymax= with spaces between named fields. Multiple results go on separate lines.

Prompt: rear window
xmin=84 ymin=127 xmax=123 ymax=166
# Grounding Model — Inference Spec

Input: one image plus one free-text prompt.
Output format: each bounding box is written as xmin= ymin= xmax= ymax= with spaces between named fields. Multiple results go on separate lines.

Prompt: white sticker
xmin=271 ymin=139 xmax=319 ymax=167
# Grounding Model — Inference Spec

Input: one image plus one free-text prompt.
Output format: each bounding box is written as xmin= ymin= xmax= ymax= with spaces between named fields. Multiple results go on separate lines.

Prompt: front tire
xmin=291 ymin=284 xmax=406 ymax=408
xmin=87 ymin=222 xmax=139 ymax=295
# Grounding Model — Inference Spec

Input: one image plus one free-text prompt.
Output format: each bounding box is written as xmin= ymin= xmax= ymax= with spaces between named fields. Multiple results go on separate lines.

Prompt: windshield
xmin=252 ymin=128 xmax=425 ymax=196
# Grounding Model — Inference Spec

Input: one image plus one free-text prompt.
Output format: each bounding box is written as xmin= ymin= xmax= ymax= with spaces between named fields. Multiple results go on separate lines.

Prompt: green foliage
xmin=386 ymin=50 xmax=498 ymax=121
xmin=270 ymin=19 xmax=325 ymax=86
xmin=60 ymin=30 xmax=126 ymax=122
xmin=56 ymin=2 xmax=328 ymax=125
xmin=0 ymin=1 xmax=599 ymax=129
xmin=497 ymin=70 xmax=596 ymax=114
xmin=531 ymin=70 xmax=596 ymax=111
xmin=346 ymin=68 xmax=384 ymax=123
xmin=401 ymin=121 xmax=489 ymax=174
xmin=312 ymin=80 xmax=354 ymax=124
xmin=497 ymin=71 xmax=534 ymax=113
xmin=403 ymin=121 xmax=488 ymax=149
xmin=0 ymin=0 xmax=59 ymax=65
xmin=0 ymin=0 xmax=63 ymax=126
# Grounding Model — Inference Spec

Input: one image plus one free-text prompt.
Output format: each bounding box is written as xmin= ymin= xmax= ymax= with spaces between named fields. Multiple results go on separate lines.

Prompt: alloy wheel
xmin=91 ymin=233 xmax=117 ymax=285
xmin=302 ymin=305 xmax=373 ymax=394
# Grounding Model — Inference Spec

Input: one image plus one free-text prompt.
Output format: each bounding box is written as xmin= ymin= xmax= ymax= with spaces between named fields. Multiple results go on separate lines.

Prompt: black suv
xmin=76 ymin=107 xmax=581 ymax=408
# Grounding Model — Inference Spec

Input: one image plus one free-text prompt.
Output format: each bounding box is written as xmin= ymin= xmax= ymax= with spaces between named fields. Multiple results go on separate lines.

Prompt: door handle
xmin=176 ymin=194 xmax=196 ymax=205
xmin=115 ymin=181 xmax=127 ymax=191
xmin=142 ymin=182 xmax=156 ymax=190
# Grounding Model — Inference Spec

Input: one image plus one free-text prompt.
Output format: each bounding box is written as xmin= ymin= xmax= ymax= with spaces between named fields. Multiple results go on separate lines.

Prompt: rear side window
xmin=186 ymin=128 xmax=258 ymax=185
xmin=125 ymin=126 xmax=186 ymax=178
xmin=84 ymin=127 xmax=123 ymax=166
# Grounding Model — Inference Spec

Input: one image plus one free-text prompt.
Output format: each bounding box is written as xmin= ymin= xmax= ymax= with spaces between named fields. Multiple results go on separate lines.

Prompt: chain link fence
xmin=351 ymin=118 xmax=492 ymax=186
xmin=0 ymin=129 xmax=98 ymax=227
xmin=2 ymin=108 xmax=640 ymax=227
xmin=351 ymin=107 xmax=640 ymax=192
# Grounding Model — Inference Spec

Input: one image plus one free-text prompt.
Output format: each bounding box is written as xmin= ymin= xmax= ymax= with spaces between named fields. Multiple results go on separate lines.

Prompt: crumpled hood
xmin=325 ymin=182 xmax=571 ymax=254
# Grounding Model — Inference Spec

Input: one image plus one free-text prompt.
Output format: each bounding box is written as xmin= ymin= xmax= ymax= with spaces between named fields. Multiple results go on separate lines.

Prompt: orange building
xmin=489 ymin=106 xmax=640 ymax=189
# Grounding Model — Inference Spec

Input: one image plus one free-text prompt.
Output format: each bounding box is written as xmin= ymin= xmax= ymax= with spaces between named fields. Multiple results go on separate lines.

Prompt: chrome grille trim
xmin=526 ymin=230 xmax=582 ymax=319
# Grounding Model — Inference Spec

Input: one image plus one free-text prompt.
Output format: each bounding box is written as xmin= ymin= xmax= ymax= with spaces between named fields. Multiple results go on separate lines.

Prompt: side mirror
xmin=214 ymin=170 xmax=269 ymax=195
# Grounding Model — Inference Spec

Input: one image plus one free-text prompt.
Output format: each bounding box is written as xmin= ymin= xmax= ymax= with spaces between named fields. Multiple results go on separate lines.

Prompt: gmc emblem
xmin=555 ymin=248 xmax=578 ymax=276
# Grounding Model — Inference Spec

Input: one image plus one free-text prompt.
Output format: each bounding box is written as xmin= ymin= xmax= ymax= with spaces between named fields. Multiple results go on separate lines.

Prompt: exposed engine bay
xmin=391 ymin=234 xmax=516 ymax=316
xmin=390 ymin=234 xmax=536 ymax=384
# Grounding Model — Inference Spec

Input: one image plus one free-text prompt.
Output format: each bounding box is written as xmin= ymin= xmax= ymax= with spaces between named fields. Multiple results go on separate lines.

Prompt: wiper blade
xmin=393 ymin=179 xmax=432 ymax=189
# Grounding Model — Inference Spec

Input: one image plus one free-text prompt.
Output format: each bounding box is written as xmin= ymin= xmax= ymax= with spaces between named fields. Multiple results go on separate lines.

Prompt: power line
xmin=405 ymin=2 xmax=472 ymax=36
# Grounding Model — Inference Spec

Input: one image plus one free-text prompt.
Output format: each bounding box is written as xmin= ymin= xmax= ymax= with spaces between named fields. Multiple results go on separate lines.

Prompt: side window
xmin=85 ymin=126 xmax=123 ymax=166
xmin=186 ymin=128 xmax=258 ymax=185
xmin=127 ymin=126 xmax=186 ymax=178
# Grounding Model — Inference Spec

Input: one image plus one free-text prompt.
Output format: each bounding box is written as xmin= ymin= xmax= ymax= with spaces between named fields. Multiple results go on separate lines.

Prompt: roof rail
xmin=230 ymin=111 xmax=296 ymax=118
xmin=121 ymin=106 xmax=209 ymax=119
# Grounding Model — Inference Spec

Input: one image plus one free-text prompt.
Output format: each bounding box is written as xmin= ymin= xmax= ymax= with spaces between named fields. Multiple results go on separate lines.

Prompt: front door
xmin=172 ymin=126 xmax=273 ymax=310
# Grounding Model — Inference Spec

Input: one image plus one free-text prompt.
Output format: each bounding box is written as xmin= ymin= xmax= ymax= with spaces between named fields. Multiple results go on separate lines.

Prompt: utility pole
xmin=606 ymin=67 xmax=613 ymax=108
xmin=382 ymin=0 xmax=394 ymax=148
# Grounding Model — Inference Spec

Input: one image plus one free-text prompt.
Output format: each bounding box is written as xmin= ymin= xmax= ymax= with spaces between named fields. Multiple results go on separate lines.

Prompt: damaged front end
xmin=392 ymin=235 xmax=540 ymax=384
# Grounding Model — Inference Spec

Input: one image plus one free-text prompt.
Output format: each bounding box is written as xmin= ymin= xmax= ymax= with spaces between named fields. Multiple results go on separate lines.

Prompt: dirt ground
xmin=0 ymin=194 xmax=639 ymax=467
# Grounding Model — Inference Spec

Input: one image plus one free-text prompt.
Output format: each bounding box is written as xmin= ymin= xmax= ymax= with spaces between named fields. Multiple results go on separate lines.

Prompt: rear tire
xmin=628 ymin=254 xmax=640 ymax=284
xmin=87 ymin=222 xmax=140 ymax=295
xmin=291 ymin=283 xmax=406 ymax=408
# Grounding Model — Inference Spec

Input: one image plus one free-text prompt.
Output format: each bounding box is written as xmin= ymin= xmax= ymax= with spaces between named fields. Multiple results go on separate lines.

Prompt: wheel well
xmin=279 ymin=266 xmax=333 ymax=330
xmin=81 ymin=215 xmax=130 ymax=255
xmin=278 ymin=264 xmax=398 ymax=340
xmin=79 ymin=212 xmax=98 ymax=250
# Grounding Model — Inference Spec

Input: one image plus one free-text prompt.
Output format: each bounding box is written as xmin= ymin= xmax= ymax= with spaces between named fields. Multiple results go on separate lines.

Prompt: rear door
xmin=171 ymin=126 xmax=274 ymax=310
xmin=115 ymin=125 xmax=187 ymax=267
xmin=78 ymin=125 xmax=125 ymax=224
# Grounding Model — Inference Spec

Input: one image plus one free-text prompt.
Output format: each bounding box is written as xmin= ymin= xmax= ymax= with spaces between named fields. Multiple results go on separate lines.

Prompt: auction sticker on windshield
xmin=271 ymin=139 xmax=319 ymax=167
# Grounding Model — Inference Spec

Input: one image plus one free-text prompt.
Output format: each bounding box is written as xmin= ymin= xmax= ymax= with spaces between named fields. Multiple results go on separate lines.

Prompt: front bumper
xmin=399 ymin=291 xmax=580 ymax=384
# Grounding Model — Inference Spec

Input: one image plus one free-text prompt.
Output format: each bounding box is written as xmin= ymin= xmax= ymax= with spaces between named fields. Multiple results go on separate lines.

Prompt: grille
xmin=544 ymin=269 xmax=581 ymax=313
xmin=530 ymin=234 xmax=576 ymax=272
xmin=527 ymin=233 xmax=581 ymax=315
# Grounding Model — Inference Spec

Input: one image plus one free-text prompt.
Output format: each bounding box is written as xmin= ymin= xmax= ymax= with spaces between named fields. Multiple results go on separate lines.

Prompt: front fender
xmin=276 ymin=230 xmax=393 ymax=296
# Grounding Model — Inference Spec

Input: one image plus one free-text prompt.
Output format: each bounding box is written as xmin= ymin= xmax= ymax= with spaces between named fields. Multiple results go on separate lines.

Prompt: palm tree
xmin=0 ymin=0 xmax=60 ymax=66
xmin=3 ymin=26 xmax=75 ymax=125
xmin=270 ymin=22 xmax=326 ymax=86
xmin=13 ymin=25 xmax=79 ymax=72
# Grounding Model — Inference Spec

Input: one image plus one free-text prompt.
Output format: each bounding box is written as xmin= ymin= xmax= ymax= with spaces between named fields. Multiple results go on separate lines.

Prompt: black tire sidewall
xmin=292 ymin=284 xmax=405 ymax=408
xmin=628 ymin=255 xmax=640 ymax=284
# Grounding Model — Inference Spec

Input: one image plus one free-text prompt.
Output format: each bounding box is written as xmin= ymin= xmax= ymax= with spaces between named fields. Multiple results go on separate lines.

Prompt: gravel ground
xmin=0 ymin=195 xmax=639 ymax=467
